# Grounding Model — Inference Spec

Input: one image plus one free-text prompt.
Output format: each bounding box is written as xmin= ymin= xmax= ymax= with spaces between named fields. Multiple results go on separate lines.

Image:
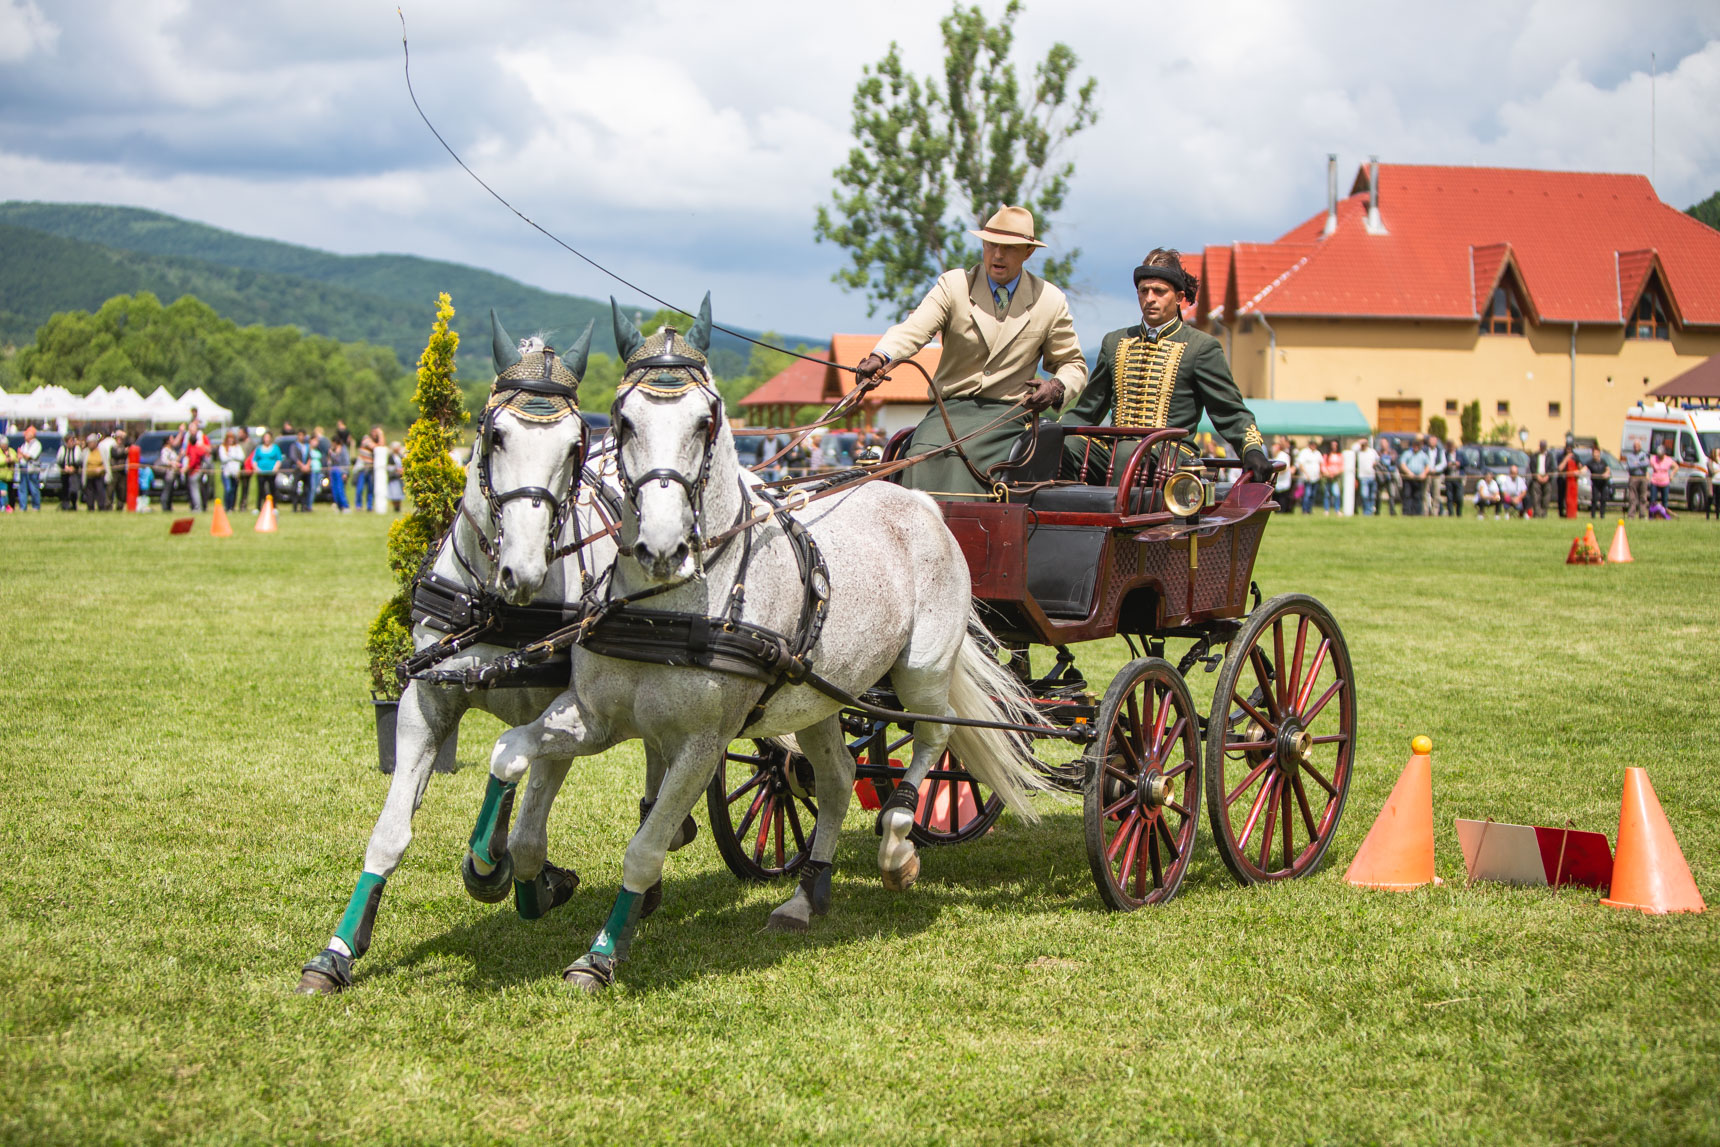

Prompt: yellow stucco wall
xmin=1213 ymin=317 xmax=1720 ymax=449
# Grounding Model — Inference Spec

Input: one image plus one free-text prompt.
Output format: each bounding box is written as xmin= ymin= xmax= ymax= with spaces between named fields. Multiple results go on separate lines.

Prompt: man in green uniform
xmin=1061 ymin=249 xmax=1274 ymax=487
xmin=853 ymin=206 xmax=1088 ymax=496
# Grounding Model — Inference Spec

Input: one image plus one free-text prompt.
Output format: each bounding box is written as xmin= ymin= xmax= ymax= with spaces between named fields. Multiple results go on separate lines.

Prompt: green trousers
xmin=897 ymin=399 xmax=1033 ymax=498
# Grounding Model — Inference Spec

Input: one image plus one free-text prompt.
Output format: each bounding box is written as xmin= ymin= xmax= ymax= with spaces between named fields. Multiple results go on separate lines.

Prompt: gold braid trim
xmin=1112 ymin=336 xmax=1186 ymax=429
xmin=1242 ymin=424 xmax=1265 ymax=453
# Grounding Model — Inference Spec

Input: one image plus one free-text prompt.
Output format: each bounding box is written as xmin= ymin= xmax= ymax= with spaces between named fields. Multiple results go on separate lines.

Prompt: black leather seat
xmin=994 ymin=420 xmax=1065 ymax=485
xmin=1026 ymin=484 xmax=1156 ymax=514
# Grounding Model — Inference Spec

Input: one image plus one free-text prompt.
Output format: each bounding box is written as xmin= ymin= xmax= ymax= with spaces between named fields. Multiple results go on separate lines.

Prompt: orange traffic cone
xmin=210 ymin=497 xmax=233 ymax=537
xmin=1566 ymin=524 xmax=1604 ymax=564
xmin=1606 ymin=520 xmax=1633 ymax=564
xmin=1345 ymin=735 xmax=1443 ymax=891
xmin=1600 ymin=768 xmax=1705 ymax=915
xmin=255 ymin=495 xmax=278 ymax=533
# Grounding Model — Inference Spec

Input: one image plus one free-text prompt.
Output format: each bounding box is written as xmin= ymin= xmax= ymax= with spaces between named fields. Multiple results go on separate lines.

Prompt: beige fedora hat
xmin=968 ymin=205 xmax=1046 ymax=248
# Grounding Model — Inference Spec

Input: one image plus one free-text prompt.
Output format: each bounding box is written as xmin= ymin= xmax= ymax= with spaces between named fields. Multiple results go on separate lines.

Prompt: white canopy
xmin=177 ymin=386 xmax=232 ymax=425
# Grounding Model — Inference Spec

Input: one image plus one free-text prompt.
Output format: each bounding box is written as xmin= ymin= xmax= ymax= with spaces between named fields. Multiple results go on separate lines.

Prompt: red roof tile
xmin=739 ymin=353 xmax=828 ymax=408
xmin=1200 ymin=164 xmax=1720 ymax=326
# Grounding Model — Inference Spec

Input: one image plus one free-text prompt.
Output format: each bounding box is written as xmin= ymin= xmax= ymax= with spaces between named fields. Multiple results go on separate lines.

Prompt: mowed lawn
xmin=1 ymin=507 xmax=1715 ymax=1145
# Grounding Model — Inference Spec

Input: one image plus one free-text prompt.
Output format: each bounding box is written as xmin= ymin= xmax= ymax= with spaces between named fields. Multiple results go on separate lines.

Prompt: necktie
xmin=993 ymin=285 xmax=1009 ymax=318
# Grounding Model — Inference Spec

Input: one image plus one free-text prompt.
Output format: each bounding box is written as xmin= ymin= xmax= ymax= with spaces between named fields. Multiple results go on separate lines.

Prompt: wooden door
xmin=1376 ymin=399 xmax=1422 ymax=434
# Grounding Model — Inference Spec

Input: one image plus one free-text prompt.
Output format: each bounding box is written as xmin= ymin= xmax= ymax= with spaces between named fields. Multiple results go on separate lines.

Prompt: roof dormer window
xmin=1627 ymin=283 xmax=1670 ymax=340
xmin=1480 ymin=284 xmax=1523 ymax=335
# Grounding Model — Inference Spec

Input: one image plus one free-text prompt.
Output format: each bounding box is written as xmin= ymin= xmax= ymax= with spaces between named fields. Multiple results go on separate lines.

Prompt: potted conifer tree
xmin=367 ymin=293 xmax=468 ymax=772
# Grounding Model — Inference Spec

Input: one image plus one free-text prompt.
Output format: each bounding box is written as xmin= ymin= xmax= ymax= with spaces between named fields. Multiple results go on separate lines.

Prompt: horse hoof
xmin=561 ymin=953 xmax=616 ymax=994
xmin=766 ymin=905 xmax=811 ymax=933
xmin=881 ymin=853 xmax=920 ymax=892
xmin=515 ymin=862 xmax=580 ymax=921
xmin=462 ymin=850 xmax=514 ymax=904
xmin=641 ymin=881 xmax=663 ymax=920
xmin=669 ymin=815 xmax=699 ymax=852
xmin=295 ymin=948 xmax=352 ymax=995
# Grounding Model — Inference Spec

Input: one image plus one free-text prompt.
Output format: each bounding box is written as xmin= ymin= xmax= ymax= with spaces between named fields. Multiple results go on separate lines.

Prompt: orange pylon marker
xmin=210 ymin=497 xmax=233 ymax=537
xmin=1600 ymin=767 xmax=1705 ymax=915
xmin=1566 ymin=523 xmax=1605 ymax=565
xmin=255 ymin=495 xmax=278 ymax=533
xmin=1345 ymin=735 xmax=1443 ymax=891
xmin=1606 ymin=519 xmax=1633 ymax=564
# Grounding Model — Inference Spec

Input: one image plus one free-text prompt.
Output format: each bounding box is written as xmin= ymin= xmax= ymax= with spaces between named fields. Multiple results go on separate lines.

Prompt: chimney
xmin=1365 ymin=155 xmax=1388 ymax=235
xmin=1323 ymin=154 xmax=1339 ymax=236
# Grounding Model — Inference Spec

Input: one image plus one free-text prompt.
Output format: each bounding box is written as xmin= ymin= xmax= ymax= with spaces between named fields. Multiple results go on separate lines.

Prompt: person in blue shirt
xmin=250 ymin=431 xmax=283 ymax=510
xmin=1398 ymin=438 xmax=1430 ymax=516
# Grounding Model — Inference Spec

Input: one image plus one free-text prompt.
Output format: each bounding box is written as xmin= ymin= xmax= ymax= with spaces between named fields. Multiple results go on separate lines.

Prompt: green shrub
xmin=1427 ymin=415 xmax=1448 ymax=441
xmin=365 ymin=293 xmax=468 ymax=698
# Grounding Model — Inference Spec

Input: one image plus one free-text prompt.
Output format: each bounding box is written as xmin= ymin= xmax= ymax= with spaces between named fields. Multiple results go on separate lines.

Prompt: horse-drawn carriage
xmin=706 ymin=421 xmax=1355 ymax=911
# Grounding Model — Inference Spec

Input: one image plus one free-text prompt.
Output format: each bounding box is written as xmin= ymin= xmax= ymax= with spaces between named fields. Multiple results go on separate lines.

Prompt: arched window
xmin=1480 ymin=284 xmax=1523 ymax=335
xmin=1627 ymin=284 xmax=1670 ymax=340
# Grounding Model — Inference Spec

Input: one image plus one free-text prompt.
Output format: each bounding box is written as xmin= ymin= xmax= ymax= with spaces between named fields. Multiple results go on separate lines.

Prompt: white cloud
xmin=0 ymin=0 xmax=57 ymax=62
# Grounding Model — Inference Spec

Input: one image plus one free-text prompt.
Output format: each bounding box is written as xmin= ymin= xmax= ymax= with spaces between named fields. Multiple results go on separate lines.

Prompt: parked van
xmin=1620 ymin=402 xmax=1718 ymax=513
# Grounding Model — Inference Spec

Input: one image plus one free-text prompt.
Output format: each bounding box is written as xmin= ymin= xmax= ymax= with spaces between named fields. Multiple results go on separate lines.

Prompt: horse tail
xmin=945 ymin=608 xmax=1052 ymax=823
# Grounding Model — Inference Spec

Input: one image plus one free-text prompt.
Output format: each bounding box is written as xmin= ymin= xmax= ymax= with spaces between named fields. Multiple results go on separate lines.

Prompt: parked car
xmin=5 ymin=431 xmax=65 ymax=500
xmin=1621 ymin=403 xmax=1717 ymax=512
xmin=1452 ymin=445 xmax=1531 ymax=494
xmin=1564 ymin=446 xmax=1630 ymax=510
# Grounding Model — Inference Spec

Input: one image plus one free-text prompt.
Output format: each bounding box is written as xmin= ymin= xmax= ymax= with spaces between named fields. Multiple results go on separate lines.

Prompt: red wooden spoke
xmin=1237 ymin=769 xmax=1275 ymax=849
xmin=1285 ymin=616 xmax=1309 ymax=714
xmin=774 ymin=802 xmax=786 ymax=868
xmin=1280 ymin=777 xmax=1296 ymax=869
xmin=1225 ymin=739 xmax=1275 ymax=752
xmin=1135 ymin=817 xmax=1153 ymax=897
xmin=735 ymin=785 xmax=770 ymax=840
xmin=1294 ymin=638 xmax=1331 ymax=713
xmin=1157 ymin=717 xmax=1188 ymax=766
xmin=1113 ymin=728 xmax=1144 ymax=772
xmin=1117 ymin=817 xmax=1144 ymax=885
xmin=1226 ymin=751 xmax=1278 ymax=807
xmin=1125 ymin=688 xmax=1143 ymax=758
xmin=1292 ymin=774 xmax=1320 ymax=841
xmin=1107 ymin=811 xmax=1142 ymax=863
xmin=1302 ymin=679 xmax=1343 ymax=726
xmin=726 ymin=769 xmax=768 ymax=805
xmin=784 ymin=794 xmax=809 ymax=852
xmin=1162 ymin=757 xmax=1195 ymax=780
xmin=1103 ymin=791 xmax=1136 ymax=820
xmin=1310 ymin=733 xmax=1349 ymax=745
xmin=751 ymin=794 xmax=775 ymax=859
xmin=1301 ymin=760 xmax=1338 ymax=797
xmin=1147 ymin=828 xmax=1164 ymax=892
xmin=1149 ymin=687 xmax=1172 ymax=759
xmin=1155 ymin=813 xmax=1182 ymax=862
xmin=1105 ymin=762 xmax=1139 ymax=787
xmin=1250 ymin=647 xmax=1282 ymax=723
xmin=1231 ymin=692 xmax=1275 ymax=736
xmin=1258 ymin=776 xmax=1283 ymax=869
xmin=1166 ymin=799 xmax=1191 ymax=818
xmin=1272 ymin=618 xmax=1288 ymax=711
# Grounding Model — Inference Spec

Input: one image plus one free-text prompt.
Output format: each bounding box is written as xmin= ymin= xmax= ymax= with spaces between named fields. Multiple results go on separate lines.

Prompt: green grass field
xmin=2 ymin=508 xmax=1715 ymax=1144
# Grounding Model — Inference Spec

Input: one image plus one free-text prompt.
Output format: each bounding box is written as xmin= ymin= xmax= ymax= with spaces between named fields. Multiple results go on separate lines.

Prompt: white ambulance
xmin=1620 ymin=402 xmax=1718 ymax=513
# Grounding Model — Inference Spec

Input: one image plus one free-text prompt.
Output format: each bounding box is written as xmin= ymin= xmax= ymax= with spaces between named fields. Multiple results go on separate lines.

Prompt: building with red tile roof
xmin=1195 ymin=161 xmax=1720 ymax=449
xmin=738 ymin=336 xmax=943 ymax=433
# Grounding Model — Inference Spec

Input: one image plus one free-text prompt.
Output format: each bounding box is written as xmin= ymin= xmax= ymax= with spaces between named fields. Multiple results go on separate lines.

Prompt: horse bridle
xmin=460 ymin=361 xmax=588 ymax=573
xmin=610 ymin=352 xmax=724 ymax=575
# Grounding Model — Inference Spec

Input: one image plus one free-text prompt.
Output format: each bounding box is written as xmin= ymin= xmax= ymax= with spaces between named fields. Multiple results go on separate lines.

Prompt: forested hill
xmin=0 ymin=202 xmax=813 ymax=372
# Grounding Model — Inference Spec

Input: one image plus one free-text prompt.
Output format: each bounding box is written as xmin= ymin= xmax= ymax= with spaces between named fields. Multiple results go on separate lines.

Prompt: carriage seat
xmin=993 ymin=420 xmax=1065 ymax=486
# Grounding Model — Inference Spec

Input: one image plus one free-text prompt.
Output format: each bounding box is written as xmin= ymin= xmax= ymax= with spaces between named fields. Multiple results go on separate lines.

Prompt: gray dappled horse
xmin=298 ymin=314 xmax=697 ymax=995
xmin=483 ymin=298 xmax=1049 ymax=992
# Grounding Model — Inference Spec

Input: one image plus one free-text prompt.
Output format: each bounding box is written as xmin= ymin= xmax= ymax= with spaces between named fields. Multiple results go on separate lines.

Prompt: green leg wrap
xmin=591 ymin=887 xmax=646 ymax=960
xmin=334 ymin=872 xmax=386 ymax=959
xmin=468 ymin=776 xmax=517 ymax=867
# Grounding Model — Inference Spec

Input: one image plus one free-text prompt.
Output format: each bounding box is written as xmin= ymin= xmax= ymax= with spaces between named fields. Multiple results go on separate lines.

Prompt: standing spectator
xmin=158 ymin=432 xmax=184 ymax=511
xmin=1443 ymin=442 xmax=1466 ymax=516
xmin=334 ymin=420 xmax=352 ymax=453
xmin=1294 ymin=440 xmax=1322 ymax=514
xmin=0 ymin=435 xmax=15 ymax=511
xmin=1375 ymin=437 xmax=1400 ymax=516
xmin=96 ymin=429 xmax=120 ymax=510
xmin=1474 ymin=473 xmax=1502 ymax=518
xmin=1423 ymin=434 xmax=1448 ymax=516
xmin=234 ymin=427 xmax=253 ymax=511
xmin=286 ymin=428 xmax=313 ymax=512
xmin=387 ymin=441 xmax=405 ymax=511
xmin=1584 ymin=449 xmax=1610 ymax=518
xmin=354 ymin=429 xmax=375 ymax=512
xmin=1319 ymin=439 xmax=1343 ymax=516
xmin=1356 ymin=437 xmax=1379 ymax=515
xmin=1622 ymin=441 xmax=1650 ymax=519
xmin=251 ymin=432 xmax=282 ymax=510
xmin=1271 ymin=437 xmax=1293 ymax=506
xmin=1556 ymin=437 xmax=1579 ymax=517
xmin=1399 ymin=437 xmax=1430 ymax=516
xmin=1529 ymin=440 xmax=1554 ymax=519
xmin=182 ymin=429 xmax=210 ymax=511
xmin=56 ymin=432 xmax=83 ymax=511
xmin=1707 ymin=447 xmax=1720 ymax=521
xmin=82 ymin=432 xmax=110 ymax=511
xmin=1498 ymin=464 xmax=1528 ymax=518
xmin=328 ymin=438 xmax=351 ymax=512
xmin=15 ymin=425 xmax=43 ymax=511
xmin=218 ymin=430 xmax=245 ymax=509
xmin=1647 ymin=444 xmax=1676 ymax=515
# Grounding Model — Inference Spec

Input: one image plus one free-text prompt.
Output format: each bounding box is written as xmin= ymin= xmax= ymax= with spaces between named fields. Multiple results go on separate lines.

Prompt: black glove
xmin=1243 ymin=448 xmax=1274 ymax=486
xmin=853 ymin=353 xmax=888 ymax=391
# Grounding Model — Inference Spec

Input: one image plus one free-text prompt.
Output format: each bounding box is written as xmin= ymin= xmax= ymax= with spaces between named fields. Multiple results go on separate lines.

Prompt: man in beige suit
xmin=854 ymin=206 xmax=1087 ymax=496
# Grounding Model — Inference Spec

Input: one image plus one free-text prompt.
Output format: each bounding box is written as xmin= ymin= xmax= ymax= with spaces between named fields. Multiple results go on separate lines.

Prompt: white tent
xmin=144 ymin=385 xmax=187 ymax=425
xmin=177 ymin=386 xmax=232 ymax=425
xmin=108 ymin=386 xmax=153 ymax=421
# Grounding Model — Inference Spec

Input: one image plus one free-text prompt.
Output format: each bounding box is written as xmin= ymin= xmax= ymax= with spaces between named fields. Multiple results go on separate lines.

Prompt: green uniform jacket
xmin=1060 ymin=319 xmax=1263 ymax=460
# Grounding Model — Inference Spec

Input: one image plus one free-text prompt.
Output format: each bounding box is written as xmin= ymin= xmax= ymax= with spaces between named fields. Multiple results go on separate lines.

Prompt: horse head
xmin=609 ymin=293 xmax=724 ymax=582
xmin=478 ymin=309 xmax=594 ymax=604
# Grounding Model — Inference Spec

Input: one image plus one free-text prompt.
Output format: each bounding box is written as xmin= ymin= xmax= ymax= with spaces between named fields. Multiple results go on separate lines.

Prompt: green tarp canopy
xmin=1198 ymin=399 xmax=1372 ymax=441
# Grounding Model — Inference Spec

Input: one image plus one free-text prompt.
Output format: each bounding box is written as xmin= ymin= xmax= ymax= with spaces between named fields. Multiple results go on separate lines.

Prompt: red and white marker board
xmin=1455 ymin=818 xmax=1613 ymax=889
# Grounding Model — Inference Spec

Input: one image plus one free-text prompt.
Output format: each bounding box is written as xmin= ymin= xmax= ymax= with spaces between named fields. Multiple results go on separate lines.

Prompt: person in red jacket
xmin=182 ymin=430 xmax=211 ymax=511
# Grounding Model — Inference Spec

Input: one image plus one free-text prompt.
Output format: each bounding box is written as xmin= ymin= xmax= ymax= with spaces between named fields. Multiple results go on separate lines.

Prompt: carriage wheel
xmin=1083 ymin=657 xmax=1202 ymax=911
xmin=898 ymin=750 xmax=1004 ymax=847
xmin=706 ymin=741 xmax=817 ymax=881
xmin=1204 ymin=593 xmax=1355 ymax=885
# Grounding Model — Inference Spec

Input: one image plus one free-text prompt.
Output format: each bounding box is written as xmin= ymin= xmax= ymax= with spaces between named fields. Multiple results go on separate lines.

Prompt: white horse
xmin=298 ymin=313 xmax=694 ymax=995
xmin=485 ymin=300 xmax=1048 ymax=992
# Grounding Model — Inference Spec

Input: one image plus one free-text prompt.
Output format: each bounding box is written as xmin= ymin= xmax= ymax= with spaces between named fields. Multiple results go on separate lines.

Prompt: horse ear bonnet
xmin=614 ymin=294 xmax=715 ymax=396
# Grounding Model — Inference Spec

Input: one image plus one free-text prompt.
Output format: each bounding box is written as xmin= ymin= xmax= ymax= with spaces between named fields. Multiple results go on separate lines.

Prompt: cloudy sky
xmin=2 ymin=0 xmax=1717 ymax=347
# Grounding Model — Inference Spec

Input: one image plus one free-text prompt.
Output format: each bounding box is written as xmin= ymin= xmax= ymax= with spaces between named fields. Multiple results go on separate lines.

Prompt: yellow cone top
xmin=1411 ymin=735 xmax=1432 ymax=755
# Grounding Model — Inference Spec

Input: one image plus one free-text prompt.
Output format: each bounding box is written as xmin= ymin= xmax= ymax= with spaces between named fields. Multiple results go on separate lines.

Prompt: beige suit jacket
xmin=874 ymin=267 xmax=1088 ymax=404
